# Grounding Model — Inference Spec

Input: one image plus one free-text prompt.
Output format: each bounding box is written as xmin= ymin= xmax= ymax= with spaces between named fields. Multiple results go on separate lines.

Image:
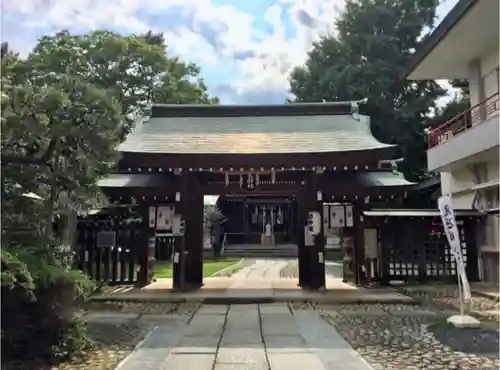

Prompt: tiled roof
xmin=118 ymin=114 xmax=395 ymax=155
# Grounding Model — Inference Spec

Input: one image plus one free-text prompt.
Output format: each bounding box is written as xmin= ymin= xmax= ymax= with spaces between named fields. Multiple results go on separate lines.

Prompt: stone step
xmin=223 ymin=244 xmax=298 ymax=258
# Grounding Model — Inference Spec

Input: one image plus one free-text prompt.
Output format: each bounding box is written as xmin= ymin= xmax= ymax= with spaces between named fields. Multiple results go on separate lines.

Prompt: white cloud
xmin=4 ymin=0 xmax=342 ymax=92
xmin=224 ymin=0 xmax=345 ymax=99
xmin=4 ymin=0 xmax=457 ymax=104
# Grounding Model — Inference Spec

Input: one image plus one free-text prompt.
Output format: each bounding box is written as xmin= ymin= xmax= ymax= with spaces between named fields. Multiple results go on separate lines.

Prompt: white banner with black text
xmin=438 ymin=195 xmax=472 ymax=300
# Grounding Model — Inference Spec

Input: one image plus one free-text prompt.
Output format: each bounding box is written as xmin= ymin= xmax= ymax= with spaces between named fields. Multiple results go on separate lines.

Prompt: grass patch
xmin=427 ymin=318 xmax=455 ymax=331
xmin=153 ymin=259 xmax=240 ymax=278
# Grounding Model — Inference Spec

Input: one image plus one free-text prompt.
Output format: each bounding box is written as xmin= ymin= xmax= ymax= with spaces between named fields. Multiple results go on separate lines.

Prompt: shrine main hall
xmin=84 ymin=101 xmax=481 ymax=291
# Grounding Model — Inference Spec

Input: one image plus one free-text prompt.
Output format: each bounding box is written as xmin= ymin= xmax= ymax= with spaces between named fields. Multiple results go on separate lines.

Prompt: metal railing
xmin=428 ymin=92 xmax=499 ymax=149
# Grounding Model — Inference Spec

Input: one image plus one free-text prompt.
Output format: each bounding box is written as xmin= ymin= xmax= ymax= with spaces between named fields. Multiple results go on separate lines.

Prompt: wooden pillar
xmin=178 ymin=172 xmax=204 ymax=290
xmin=139 ymin=205 xmax=154 ymax=286
xmin=297 ymin=172 xmax=326 ymax=290
xmin=297 ymin=185 xmax=309 ymax=287
xmin=310 ymin=173 xmax=326 ymax=290
xmin=243 ymin=198 xmax=248 ymax=243
xmin=353 ymin=204 xmax=366 ymax=285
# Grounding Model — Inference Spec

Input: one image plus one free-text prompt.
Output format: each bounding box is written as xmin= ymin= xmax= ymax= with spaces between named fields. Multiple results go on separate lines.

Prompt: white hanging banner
xmin=329 ymin=205 xmax=345 ymax=228
xmin=148 ymin=206 xmax=156 ymax=228
xmin=438 ymin=195 xmax=472 ymax=300
xmin=156 ymin=206 xmax=174 ymax=231
xmin=345 ymin=204 xmax=354 ymax=227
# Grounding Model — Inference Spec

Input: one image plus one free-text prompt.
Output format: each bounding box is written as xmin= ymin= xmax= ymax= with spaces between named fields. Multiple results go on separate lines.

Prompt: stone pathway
xmin=116 ymin=303 xmax=375 ymax=370
xmin=325 ymin=260 xmax=343 ymax=279
xmin=232 ymin=259 xmax=290 ymax=279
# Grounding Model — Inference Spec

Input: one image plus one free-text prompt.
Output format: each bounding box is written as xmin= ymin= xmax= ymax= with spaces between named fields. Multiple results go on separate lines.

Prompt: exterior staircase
xmin=222 ymin=244 xmax=297 ymax=258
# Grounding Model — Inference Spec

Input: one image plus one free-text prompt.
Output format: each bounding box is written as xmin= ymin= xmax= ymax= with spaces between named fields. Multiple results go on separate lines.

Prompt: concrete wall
xmin=439 ymin=153 xmax=499 ymax=282
xmin=480 ymin=43 xmax=500 ymax=99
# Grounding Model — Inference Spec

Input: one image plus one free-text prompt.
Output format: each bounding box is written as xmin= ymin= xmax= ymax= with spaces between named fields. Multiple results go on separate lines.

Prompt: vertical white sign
xmin=156 ymin=206 xmax=174 ymax=230
xmin=345 ymin=204 xmax=354 ymax=227
xmin=438 ymin=195 xmax=472 ymax=300
xmin=330 ymin=205 xmax=345 ymax=228
xmin=148 ymin=206 xmax=156 ymax=228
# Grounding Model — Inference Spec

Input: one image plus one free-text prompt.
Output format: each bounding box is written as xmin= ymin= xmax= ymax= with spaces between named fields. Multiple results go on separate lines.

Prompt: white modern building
xmin=404 ymin=0 xmax=499 ymax=281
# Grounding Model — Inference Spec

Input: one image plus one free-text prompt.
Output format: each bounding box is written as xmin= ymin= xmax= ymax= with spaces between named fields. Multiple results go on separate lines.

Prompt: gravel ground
xmin=314 ymin=303 xmax=499 ymax=370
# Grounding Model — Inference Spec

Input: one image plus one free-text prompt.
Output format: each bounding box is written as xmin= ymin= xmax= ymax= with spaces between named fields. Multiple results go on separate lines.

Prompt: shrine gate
xmin=77 ymin=102 xmax=482 ymax=290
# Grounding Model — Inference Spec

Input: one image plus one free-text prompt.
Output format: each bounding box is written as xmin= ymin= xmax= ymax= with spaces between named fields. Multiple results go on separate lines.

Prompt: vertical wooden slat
xmin=111 ymin=233 xmax=119 ymax=284
xmin=138 ymin=206 xmax=151 ymax=286
xmin=353 ymin=204 xmax=365 ymax=285
xmin=127 ymin=229 xmax=136 ymax=283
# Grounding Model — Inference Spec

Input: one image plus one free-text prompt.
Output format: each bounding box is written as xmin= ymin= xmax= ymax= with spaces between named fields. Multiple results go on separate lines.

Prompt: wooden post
xmin=297 ymin=185 xmax=309 ymax=287
xmin=178 ymin=172 xmax=204 ymax=290
xmin=311 ymin=172 xmax=326 ymax=290
xmin=353 ymin=204 xmax=366 ymax=285
xmin=139 ymin=205 xmax=153 ymax=286
xmin=243 ymin=198 xmax=249 ymax=243
xmin=186 ymin=190 xmax=204 ymax=288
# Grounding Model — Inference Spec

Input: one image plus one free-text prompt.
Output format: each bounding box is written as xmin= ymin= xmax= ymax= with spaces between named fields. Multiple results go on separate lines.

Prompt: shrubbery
xmin=1 ymin=246 xmax=95 ymax=363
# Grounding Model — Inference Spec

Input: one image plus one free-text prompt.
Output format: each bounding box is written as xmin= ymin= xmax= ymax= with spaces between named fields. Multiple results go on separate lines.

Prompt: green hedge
xmin=1 ymin=247 xmax=95 ymax=363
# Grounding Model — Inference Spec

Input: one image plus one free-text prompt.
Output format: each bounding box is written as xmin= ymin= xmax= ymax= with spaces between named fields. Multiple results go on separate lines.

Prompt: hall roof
xmin=118 ymin=102 xmax=395 ymax=155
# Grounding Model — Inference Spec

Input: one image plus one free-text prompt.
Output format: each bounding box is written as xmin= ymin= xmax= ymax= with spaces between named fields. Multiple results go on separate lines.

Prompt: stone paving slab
xmin=176 ymin=334 xmax=221 ymax=347
xmin=172 ymin=345 xmax=217 ymax=354
xmin=262 ymin=324 xmax=301 ymax=336
xmin=294 ymin=310 xmax=375 ymax=370
xmin=267 ymin=352 xmax=326 ymax=370
xmin=162 ymin=353 xmax=215 ymax=370
xmin=115 ymin=324 xmax=186 ymax=370
xmin=216 ymin=348 xmax=267 ymax=365
xmin=259 ymin=303 xmax=290 ymax=314
xmin=214 ymin=364 xmax=268 ymax=370
xmin=264 ymin=335 xmax=309 ymax=352
xmin=197 ymin=305 xmax=229 ymax=315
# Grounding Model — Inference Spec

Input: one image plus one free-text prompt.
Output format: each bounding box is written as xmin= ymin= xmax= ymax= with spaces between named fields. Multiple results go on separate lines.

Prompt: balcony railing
xmin=428 ymin=92 xmax=499 ymax=149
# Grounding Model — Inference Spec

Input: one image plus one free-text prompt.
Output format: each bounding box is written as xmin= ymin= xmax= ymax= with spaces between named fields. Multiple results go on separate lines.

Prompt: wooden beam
xmin=120 ymin=148 xmax=397 ymax=169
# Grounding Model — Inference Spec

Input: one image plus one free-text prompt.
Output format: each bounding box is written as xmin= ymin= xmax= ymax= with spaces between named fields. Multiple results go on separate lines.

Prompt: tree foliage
xmin=289 ymin=0 xmax=446 ymax=181
xmin=13 ymin=31 xmax=218 ymax=137
xmin=1 ymin=30 xmax=219 ymax=364
xmin=428 ymin=79 xmax=470 ymax=128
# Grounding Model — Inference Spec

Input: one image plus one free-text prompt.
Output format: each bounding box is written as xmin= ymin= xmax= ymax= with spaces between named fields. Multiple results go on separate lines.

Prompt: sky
xmin=3 ymin=0 xmax=459 ymax=105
